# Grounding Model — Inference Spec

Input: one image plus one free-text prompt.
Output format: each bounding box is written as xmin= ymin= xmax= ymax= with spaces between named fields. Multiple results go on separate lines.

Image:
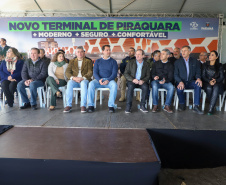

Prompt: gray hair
xmin=162 ymin=49 xmax=171 ymax=55
xmin=200 ymin=52 xmax=207 ymax=56
xmin=76 ymin=46 xmax=85 ymax=51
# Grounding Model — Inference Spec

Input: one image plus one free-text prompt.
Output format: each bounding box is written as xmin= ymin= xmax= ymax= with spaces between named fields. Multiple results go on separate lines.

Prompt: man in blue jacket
xmin=17 ymin=48 xmax=48 ymax=110
xmin=87 ymin=45 xmax=118 ymax=113
xmin=174 ymin=45 xmax=203 ymax=114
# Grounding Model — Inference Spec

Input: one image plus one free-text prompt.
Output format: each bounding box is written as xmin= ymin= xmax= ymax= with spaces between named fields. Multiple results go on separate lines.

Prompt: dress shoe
xmin=32 ymin=104 xmax=37 ymax=110
xmin=152 ymin=105 xmax=158 ymax=113
xmin=163 ymin=105 xmax=173 ymax=113
xmin=20 ymin=102 xmax=31 ymax=109
xmin=193 ymin=105 xmax=204 ymax=115
xmin=178 ymin=104 xmax=186 ymax=111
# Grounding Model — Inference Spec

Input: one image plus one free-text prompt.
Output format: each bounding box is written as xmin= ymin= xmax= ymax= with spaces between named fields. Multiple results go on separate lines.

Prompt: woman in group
xmin=202 ymin=50 xmax=224 ymax=115
xmin=0 ymin=47 xmax=24 ymax=107
xmin=46 ymin=51 xmax=68 ymax=110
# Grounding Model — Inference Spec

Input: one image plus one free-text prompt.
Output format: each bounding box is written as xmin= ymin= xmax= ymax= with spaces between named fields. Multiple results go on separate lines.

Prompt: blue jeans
xmin=151 ymin=80 xmax=174 ymax=106
xmin=88 ymin=79 xmax=117 ymax=107
xmin=66 ymin=79 xmax=89 ymax=107
xmin=176 ymin=81 xmax=201 ymax=105
xmin=17 ymin=80 xmax=44 ymax=106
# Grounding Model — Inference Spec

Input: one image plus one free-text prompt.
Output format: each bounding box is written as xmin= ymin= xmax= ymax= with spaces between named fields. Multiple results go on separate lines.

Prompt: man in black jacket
xmin=174 ymin=45 xmax=203 ymax=114
xmin=119 ymin=47 xmax=136 ymax=102
xmin=39 ymin=49 xmax=51 ymax=66
xmin=124 ymin=49 xmax=150 ymax=113
xmin=151 ymin=49 xmax=174 ymax=113
xmin=17 ymin=48 xmax=48 ymax=110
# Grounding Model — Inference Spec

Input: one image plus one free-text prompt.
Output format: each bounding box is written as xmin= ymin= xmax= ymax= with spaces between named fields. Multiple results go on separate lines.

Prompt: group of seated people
xmin=0 ymin=39 xmax=224 ymax=116
xmin=119 ymin=46 xmax=224 ymax=115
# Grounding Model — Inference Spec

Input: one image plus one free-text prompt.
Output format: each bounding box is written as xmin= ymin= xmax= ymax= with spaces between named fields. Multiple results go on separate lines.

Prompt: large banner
xmin=0 ymin=17 xmax=219 ymax=60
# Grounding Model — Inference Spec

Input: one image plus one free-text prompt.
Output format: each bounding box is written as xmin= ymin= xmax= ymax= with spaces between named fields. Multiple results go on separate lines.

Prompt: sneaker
xmin=125 ymin=106 xmax=131 ymax=114
xmin=109 ymin=107 xmax=115 ymax=113
xmin=63 ymin=106 xmax=72 ymax=113
xmin=20 ymin=102 xmax=31 ymax=109
xmin=81 ymin=106 xmax=87 ymax=113
xmin=163 ymin=105 xmax=173 ymax=113
xmin=140 ymin=105 xmax=148 ymax=113
xmin=31 ymin=104 xmax=37 ymax=110
xmin=152 ymin=105 xmax=158 ymax=113
xmin=178 ymin=104 xmax=186 ymax=111
xmin=87 ymin=106 xmax=94 ymax=113
xmin=193 ymin=105 xmax=204 ymax=115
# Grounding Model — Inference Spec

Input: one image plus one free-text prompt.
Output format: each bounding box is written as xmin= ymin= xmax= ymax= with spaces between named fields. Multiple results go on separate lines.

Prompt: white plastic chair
xmin=0 ymin=87 xmax=6 ymax=107
xmin=18 ymin=86 xmax=46 ymax=108
xmin=175 ymin=89 xmax=194 ymax=110
xmin=133 ymin=88 xmax=148 ymax=108
xmin=222 ymin=91 xmax=226 ymax=111
xmin=73 ymin=87 xmax=81 ymax=105
xmin=202 ymin=90 xmax=222 ymax=111
xmin=149 ymin=88 xmax=168 ymax=109
xmin=94 ymin=88 xmax=110 ymax=108
xmin=47 ymin=86 xmax=67 ymax=108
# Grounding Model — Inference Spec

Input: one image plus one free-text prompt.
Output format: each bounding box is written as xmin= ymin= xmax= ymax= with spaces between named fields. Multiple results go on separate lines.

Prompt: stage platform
xmin=0 ymin=91 xmax=226 ymax=130
xmin=0 ymin=126 xmax=160 ymax=185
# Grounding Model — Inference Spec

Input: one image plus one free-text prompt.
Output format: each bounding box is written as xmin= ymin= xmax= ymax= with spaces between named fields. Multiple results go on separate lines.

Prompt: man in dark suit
xmin=39 ymin=49 xmax=51 ymax=66
xmin=124 ymin=49 xmax=150 ymax=113
xmin=174 ymin=45 xmax=203 ymax=114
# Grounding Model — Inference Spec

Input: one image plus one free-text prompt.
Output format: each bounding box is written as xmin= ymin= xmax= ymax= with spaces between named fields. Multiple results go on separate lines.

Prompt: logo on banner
xmin=190 ymin=22 xmax=198 ymax=30
xmin=201 ymin=22 xmax=214 ymax=31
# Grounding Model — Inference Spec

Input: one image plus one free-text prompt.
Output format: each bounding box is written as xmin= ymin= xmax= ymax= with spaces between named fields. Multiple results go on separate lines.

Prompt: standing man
xmin=124 ymin=49 xmax=150 ymax=113
xmin=63 ymin=46 xmax=93 ymax=113
xmin=0 ymin=38 xmax=10 ymax=59
xmin=87 ymin=45 xmax=118 ymax=113
xmin=174 ymin=45 xmax=203 ymax=114
xmin=119 ymin=47 xmax=136 ymax=102
xmin=17 ymin=48 xmax=48 ymax=110
xmin=151 ymin=49 xmax=174 ymax=113
xmin=39 ymin=49 xmax=51 ymax=66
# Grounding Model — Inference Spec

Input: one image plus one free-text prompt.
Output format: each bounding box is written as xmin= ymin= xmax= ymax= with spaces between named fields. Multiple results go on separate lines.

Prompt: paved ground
xmin=0 ymin=91 xmax=226 ymax=130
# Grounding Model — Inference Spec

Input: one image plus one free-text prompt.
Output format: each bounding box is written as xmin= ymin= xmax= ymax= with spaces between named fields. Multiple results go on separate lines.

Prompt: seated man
xmin=63 ymin=46 xmax=93 ymax=113
xmin=174 ymin=45 xmax=203 ymax=114
xmin=124 ymin=49 xmax=150 ymax=113
xmin=17 ymin=48 xmax=48 ymax=110
xmin=151 ymin=49 xmax=174 ymax=113
xmin=87 ymin=45 xmax=118 ymax=113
